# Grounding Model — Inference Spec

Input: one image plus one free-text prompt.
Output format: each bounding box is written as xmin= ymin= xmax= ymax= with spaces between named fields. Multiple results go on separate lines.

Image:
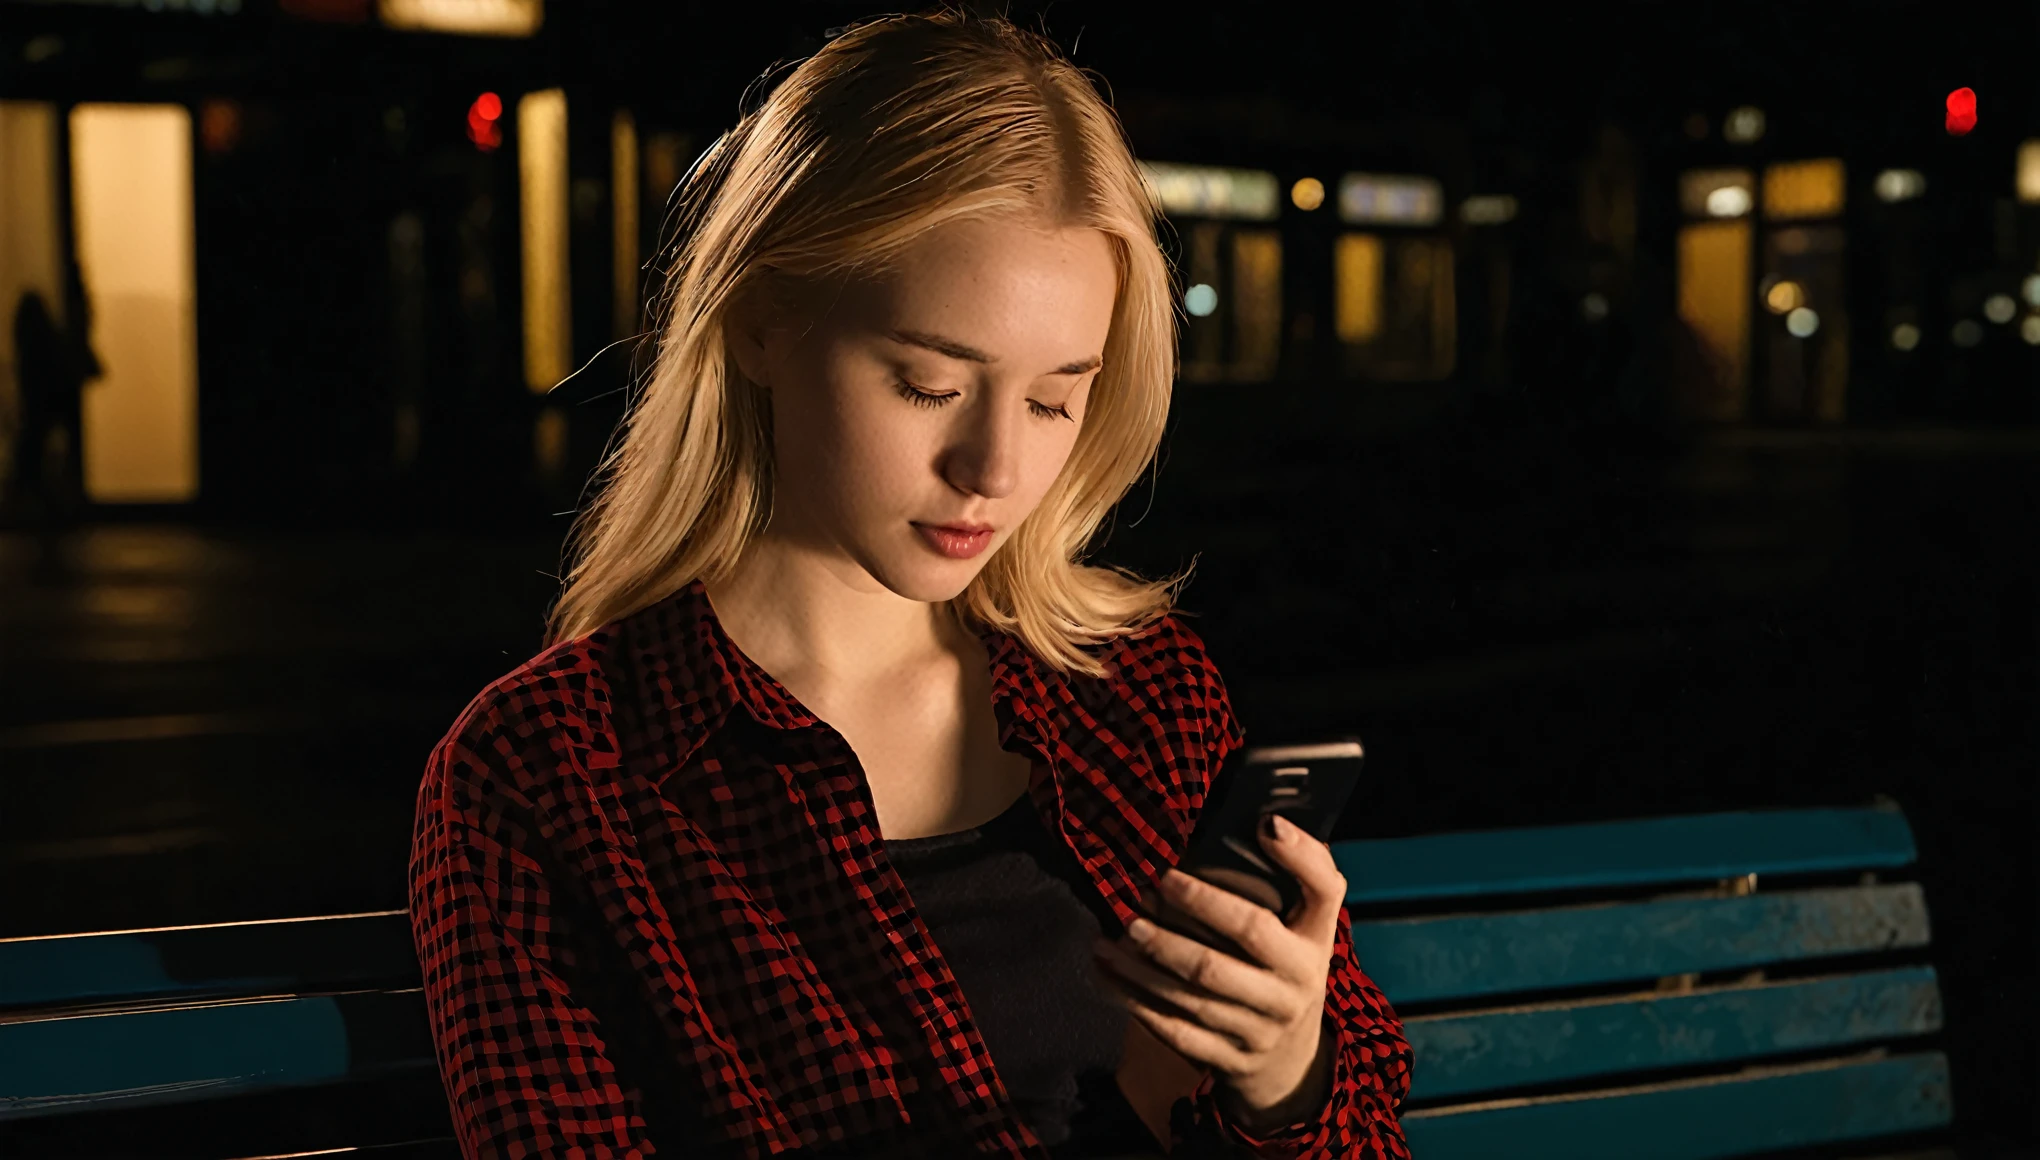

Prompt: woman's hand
xmin=1093 ymin=814 xmax=1346 ymax=1131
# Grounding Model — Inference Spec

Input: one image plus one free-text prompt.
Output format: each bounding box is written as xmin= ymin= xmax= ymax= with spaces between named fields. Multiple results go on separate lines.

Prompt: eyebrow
xmin=888 ymin=328 xmax=1102 ymax=376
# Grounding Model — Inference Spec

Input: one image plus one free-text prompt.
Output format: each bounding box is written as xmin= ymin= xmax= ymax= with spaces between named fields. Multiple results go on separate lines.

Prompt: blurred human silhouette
xmin=11 ymin=272 xmax=100 ymax=521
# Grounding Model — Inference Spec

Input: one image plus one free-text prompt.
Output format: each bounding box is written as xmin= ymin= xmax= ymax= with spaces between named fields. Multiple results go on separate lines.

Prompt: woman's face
xmin=734 ymin=216 xmax=1119 ymax=603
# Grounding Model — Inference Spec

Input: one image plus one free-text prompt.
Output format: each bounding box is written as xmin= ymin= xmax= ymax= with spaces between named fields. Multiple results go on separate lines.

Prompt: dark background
xmin=1 ymin=0 xmax=2034 ymax=1151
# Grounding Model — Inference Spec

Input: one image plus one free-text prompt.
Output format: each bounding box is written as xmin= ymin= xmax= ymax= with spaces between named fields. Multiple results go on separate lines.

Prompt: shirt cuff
xmin=1174 ymin=1017 xmax=1345 ymax=1158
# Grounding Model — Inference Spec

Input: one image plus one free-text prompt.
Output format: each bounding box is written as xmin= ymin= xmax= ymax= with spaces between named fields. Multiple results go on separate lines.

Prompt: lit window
xmin=2019 ymin=140 xmax=2040 ymax=204
xmin=1337 ymin=173 xmax=1443 ymax=226
xmin=1763 ymin=159 xmax=1845 ymax=220
xmin=1335 ymin=235 xmax=1381 ymax=343
xmin=380 ymin=0 xmax=542 ymax=36
xmin=70 ymin=103 xmax=199 ymax=502
xmin=1139 ymin=162 xmax=1280 ymax=221
xmin=519 ymin=88 xmax=569 ymax=393
xmin=1460 ymin=194 xmax=1518 ymax=225
xmin=1873 ymin=169 xmax=1926 ymax=203
xmin=1335 ymin=232 xmax=1455 ymax=380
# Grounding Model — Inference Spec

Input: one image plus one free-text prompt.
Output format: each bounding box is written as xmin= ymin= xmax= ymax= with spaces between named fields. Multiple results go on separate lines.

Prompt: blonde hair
xmin=548 ymin=11 xmax=1181 ymax=675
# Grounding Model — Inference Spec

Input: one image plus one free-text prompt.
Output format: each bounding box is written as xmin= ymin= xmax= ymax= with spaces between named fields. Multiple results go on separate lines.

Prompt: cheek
xmin=775 ymin=355 xmax=932 ymax=507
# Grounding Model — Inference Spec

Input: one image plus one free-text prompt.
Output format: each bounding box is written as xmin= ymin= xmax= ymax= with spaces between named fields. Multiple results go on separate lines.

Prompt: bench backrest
xmin=1 ymin=805 xmax=1951 ymax=1159
xmin=1331 ymin=804 xmax=1951 ymax=1159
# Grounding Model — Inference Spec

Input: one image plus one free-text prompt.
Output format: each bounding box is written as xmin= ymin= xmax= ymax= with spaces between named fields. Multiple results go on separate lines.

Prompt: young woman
xmin=409 ymin=13 xmax=1410 ymax=1158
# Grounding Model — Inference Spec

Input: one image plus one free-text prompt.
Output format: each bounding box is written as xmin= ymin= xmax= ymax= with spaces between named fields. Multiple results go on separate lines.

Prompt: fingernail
xmin=1127 ymin=917 xmax=1156 ymax=943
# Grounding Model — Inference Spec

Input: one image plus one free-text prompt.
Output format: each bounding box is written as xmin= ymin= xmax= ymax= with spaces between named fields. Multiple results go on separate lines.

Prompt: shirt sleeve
xmin=409 ymin=714 xmax=656 ymax=1159
xmin=1175 ymin=911 xmax=1414 ymax=1158
xmin=1153 ymin=623 xmax=1414 ymax=1159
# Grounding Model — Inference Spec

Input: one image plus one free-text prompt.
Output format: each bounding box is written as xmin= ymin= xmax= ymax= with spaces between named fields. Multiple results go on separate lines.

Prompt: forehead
xmin=848 ymin=216 xmax=1118 ymax=360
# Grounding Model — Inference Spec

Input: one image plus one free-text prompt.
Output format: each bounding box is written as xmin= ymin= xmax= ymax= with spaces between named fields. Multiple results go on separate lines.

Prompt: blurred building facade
xmin=0 ymin=0 xmax=2034 ymax=523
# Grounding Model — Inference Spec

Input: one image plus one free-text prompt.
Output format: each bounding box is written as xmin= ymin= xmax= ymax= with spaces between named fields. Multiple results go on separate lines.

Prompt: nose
xmin=937 ymin=397 xmax=1021 ymax=501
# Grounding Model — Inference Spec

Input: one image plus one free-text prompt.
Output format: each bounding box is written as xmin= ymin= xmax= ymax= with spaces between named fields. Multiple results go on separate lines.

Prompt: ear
xmin=724 ymin=285 xmax=779 ymax=391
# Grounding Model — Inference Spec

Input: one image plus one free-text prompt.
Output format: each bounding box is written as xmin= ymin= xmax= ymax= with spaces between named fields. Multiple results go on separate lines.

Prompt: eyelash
xmin=893 ymin=379 xmax=1073 ymax=422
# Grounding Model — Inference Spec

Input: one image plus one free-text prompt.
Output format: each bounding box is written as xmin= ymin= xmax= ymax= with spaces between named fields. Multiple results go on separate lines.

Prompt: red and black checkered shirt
xmin=409 ymin=581 xmax=1411 ymax=1158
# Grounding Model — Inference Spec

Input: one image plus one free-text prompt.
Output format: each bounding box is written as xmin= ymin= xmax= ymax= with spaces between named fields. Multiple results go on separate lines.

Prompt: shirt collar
xmin=623 ymin=579 xmax=1054 ymax=759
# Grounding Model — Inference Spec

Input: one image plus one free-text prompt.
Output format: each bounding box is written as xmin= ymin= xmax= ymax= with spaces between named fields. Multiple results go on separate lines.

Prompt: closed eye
xmin=894 ymin=379 xmax=958 ymax=409
xmin=1028 ymin=400 xmax=1074 ymax=422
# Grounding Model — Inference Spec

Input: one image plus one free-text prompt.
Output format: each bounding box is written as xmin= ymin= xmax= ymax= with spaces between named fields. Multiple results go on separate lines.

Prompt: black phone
xmin=1146 ymin=739 xmax=1365 ymax=958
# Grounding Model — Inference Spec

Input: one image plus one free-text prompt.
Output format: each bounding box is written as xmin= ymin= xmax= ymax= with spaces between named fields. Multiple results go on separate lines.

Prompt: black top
xmin=886 ymin=794 xmax=1160 ymax=1157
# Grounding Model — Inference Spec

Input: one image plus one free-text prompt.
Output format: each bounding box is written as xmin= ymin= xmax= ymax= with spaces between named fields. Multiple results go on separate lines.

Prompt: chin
xmin=862 ymin=548 xmax=990 ymax=605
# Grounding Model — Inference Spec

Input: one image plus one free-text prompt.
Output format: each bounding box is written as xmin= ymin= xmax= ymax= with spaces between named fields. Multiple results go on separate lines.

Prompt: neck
xmin=704 ymin=532 xmax=956 ymax=690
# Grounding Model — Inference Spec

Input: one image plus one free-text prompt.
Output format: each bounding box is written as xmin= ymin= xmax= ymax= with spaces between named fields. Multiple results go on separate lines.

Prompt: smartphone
xmin=1146 ymin=739 xmax=1365 ymax=958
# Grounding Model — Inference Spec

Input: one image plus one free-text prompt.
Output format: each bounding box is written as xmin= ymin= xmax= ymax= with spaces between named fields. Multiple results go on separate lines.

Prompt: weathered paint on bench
xmin=1352 ymin=883 xmax=1930 ymax=1004
xmin=1335 ymin=806 xmax=1916 ymax=903
xmin=1403 ymin=966 xmax=1944 ymax=1100
xmin=0 ymin=988 xmax=432 ymax=1120
xmin=1401 ymin=1051 xmax=1953 ymax=1159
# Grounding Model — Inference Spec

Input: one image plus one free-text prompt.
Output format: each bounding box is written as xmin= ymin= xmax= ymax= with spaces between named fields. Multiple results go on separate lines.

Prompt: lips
xmin=912 ymin=522 xmax=995 ymax=560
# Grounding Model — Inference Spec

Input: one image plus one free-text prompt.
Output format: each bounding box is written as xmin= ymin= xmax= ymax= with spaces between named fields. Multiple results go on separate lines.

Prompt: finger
xmin=1094 ymin=937 xmax=1284 ymax=1047
xmin=1098 ymin=974 xmax=1256 ymax=1075
xmin=1156 ymin=870 xmax=1295 ymax=973
xmin=1122 ymin=916 xmax=1293 ymax=1022
xmin=1258 ymin=815 xmax=1347 ymax=947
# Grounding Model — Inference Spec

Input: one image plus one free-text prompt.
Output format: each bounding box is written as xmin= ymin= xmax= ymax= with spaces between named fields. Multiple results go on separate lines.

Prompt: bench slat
xmin=0 ymin=912 xmax=417 ymax=1011
xmin=1406 ymin=966 xmax=1944 ymax=1100
xmin=1335 ymin=807 xmax=1916 ymax=904
xmin=1402 ymin=1052 xmax=1953 ymax=1159
xmin=1355 ymin=883 xmax=1930 ymax=1005
xmin=0 ymin=989 xmax=433 ymax=1120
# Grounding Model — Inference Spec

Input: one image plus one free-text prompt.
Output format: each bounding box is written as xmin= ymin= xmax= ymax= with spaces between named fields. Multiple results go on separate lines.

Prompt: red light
xmin=467 ymin=92 xmax=502 ymax=152
xmin=1945 ymin=87 xmax=1977 ymax=136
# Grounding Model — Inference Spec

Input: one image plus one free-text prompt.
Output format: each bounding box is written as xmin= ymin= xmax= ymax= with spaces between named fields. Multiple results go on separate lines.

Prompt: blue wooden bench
xmin=1333 ymin=802 xmax=1954 ymax=1159
xmin=1 ymin=803 xmax=1952 ymax=1158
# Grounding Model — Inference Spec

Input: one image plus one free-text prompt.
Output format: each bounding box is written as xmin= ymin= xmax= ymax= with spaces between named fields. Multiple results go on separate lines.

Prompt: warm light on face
xmin=752 ymin=218 xmax=1116 ymax=604
xmin=1290 ymin=176 xmax=1325 ymax=211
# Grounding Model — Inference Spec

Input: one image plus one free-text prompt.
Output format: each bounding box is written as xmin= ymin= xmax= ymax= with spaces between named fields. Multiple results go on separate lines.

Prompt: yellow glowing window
xmin=1676 ymin=220 xmax=1751 ymax=420
xmin=71 ymin=103 xmax=199 ymax=503
xmin=1335 ymin=233 xmax=1383 ymax=344
xmin=612 ymin=109 xmax=639 ymax=341
xmin=1764 ymin=158 xmax=1845 ymax=221
xmin=379 ymin=0 xmax=543 ymax=37
xmin=1230 ymin=230 xmax=1281 ymax=380
xmin=519 ymin=88 xmax=569 ymax=394
xmin=2019 ymin=139 xmax=2040 ymax=204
